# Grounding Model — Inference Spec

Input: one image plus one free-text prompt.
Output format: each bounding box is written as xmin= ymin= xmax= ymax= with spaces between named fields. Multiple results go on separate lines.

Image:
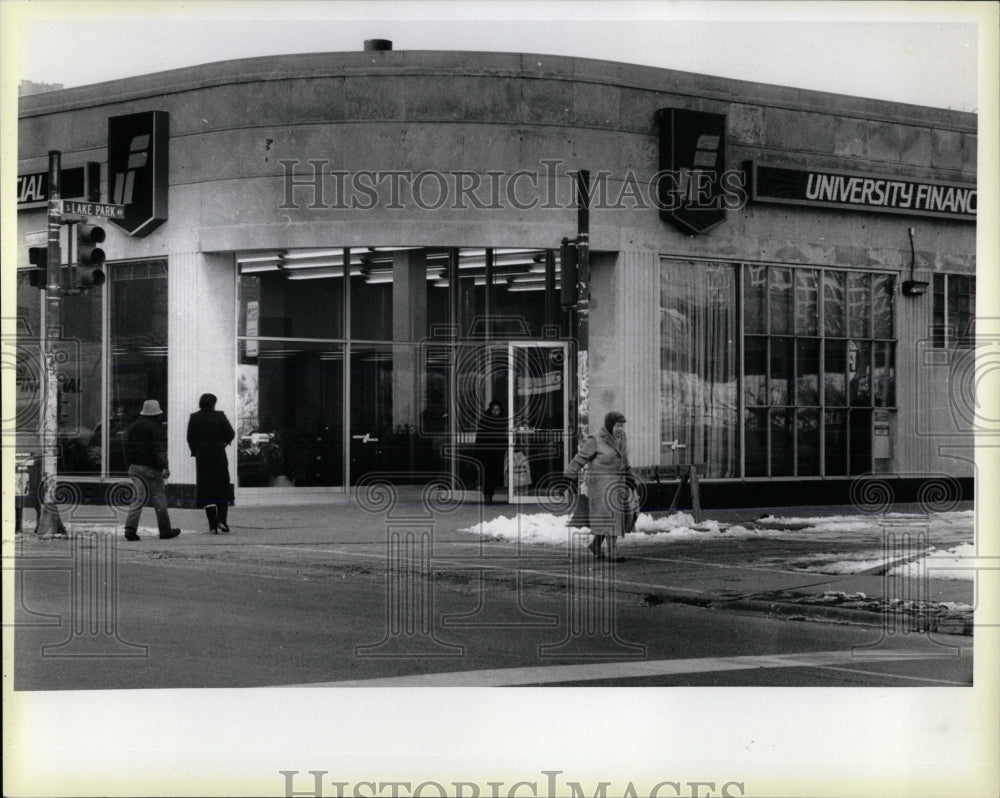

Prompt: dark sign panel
xmin=108 ymin=110 xmax=169 ymax=236
xmin=656 ymin=108 xmax=728 ymax=235
xmin=748 ymin=162 xmax=976 ymax=221
xmin=17 ymin=163 xmax=100 ymax=208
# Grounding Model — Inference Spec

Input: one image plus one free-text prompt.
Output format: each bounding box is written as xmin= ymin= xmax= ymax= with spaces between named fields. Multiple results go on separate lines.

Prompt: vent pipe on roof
xmin=364 ymin=39 xmax=393 ymax=51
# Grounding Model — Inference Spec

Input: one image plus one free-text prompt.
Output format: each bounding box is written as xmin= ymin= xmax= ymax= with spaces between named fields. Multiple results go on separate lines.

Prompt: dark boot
xmin=217 ymin=502 xmax=230 ymax=534
xmin=588 ymin=535 xmax=604 ymax=558
xmin=205 ymin=505 xmax=219 ymax=533
xmin=124 ymin=527 xmax=140 ymax=542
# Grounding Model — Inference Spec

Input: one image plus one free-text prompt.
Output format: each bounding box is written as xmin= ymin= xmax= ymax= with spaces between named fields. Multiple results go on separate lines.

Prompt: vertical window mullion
xmin=738 ymin=264 xmax=745 ymax=478
xmin=792 ymin=267 xmax=798 ymax=477
xmin=765 ymin=268 xmax=771 ymax=476
xmin=818 ymin=268 xmax=825 ymax=477
xmin=944 ymin=274 xmax=950 ymax=347
xmin=343 ymin=248 xmax=352 ymax=486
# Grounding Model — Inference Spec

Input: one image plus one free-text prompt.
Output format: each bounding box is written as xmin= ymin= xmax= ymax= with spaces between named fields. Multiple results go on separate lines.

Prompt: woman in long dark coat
xmin=186 ymin=393 xmax=236 ymax=533
xmin=567 ymin=411 xmax=634 ymax=562
xmin=476 ymin=400 xmax=507 ymax=503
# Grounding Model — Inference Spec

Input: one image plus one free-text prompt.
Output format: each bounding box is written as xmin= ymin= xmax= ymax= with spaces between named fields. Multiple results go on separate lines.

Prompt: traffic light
xmin=560 ymin=237 xmax=578 ymax=306
xmin=76 ymin=222 xmax=106 ymax=287
xmin=27 ymin=247 xmax=48 ymax=289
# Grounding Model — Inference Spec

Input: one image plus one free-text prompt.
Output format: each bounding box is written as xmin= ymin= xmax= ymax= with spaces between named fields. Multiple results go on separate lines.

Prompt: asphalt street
xmin=11 ymin=501 xmax=974 ymax=688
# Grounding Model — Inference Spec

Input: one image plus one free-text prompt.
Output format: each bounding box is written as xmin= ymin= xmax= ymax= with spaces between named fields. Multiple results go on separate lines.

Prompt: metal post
xmin=575 ymin=170 xmax=590 ymax=446
xmin=36 ymin=151 xmax=68 ymax=537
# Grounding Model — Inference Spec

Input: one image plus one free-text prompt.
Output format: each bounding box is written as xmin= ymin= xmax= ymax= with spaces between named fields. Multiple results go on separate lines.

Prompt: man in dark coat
xmin=186 ymin=393 xmax=236 ymax=533
xmin=123 ymin=399 xmax=180 ymax=541
xmin=476 ymin=400 xmax=507 ymax=503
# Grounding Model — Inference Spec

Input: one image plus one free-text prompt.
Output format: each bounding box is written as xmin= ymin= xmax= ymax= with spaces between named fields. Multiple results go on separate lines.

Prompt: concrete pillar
xmin=391 ymin=249 xmax=427 ymax=430
xmin=168 ymin=251 xmax=237 ymax=485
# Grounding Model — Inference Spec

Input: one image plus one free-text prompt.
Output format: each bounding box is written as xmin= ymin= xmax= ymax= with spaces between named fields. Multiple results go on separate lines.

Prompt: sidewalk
xmin=19 ymin=495 xmax=977 ymax=636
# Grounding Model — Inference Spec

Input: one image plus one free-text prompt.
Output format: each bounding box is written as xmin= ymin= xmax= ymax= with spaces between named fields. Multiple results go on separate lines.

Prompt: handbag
xmin=568 ymin=492 xmax=590 ymax=528
xmin=623 ymin=489 xmax=639 ymax=533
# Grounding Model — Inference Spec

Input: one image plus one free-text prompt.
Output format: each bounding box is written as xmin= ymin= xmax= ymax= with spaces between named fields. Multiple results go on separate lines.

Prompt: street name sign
xmin=59 ymin=200 xmax=126 ymax=221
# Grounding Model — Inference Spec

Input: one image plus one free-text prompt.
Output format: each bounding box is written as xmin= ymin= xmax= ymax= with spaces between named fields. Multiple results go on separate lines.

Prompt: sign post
xmin=35 ymin=151 xmax=68 ymax=537
xmin=574 ymin=170 xmax=591 ymax=447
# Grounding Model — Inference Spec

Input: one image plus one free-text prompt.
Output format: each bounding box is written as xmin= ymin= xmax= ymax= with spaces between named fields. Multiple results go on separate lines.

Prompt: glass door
xmin=506 ymin=342 xmax=569 ymax=503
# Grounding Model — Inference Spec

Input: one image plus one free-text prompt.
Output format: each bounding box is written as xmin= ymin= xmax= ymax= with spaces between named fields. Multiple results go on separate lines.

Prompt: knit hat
xmin=139 ymin=399 xmax=164 ymax=416
xmin=604 ymin=411 xmax=627 ymax=433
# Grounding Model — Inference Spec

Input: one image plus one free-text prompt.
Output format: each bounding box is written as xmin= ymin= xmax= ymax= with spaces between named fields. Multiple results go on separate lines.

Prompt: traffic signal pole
xmin=574 ymin=169 xmax=591 ymax=446
xmin=35 ymin=150 xmax=68 ymax=537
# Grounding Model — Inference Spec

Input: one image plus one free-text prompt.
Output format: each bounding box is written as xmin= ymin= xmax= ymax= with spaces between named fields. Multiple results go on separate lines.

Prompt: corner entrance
xmin=454 ymin=341 xmax=570 ymax=504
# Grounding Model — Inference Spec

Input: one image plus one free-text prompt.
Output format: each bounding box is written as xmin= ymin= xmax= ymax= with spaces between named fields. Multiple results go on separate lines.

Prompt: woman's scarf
xmin=598 ymin=425 xmax=627 ymax=461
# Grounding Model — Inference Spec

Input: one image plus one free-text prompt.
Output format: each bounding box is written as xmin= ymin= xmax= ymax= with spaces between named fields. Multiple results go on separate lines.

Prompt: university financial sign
xmin=748 ymin=162 xmax=976 ymax=221
xmin=17 ymin=163 xmax=100 ymax=208
xmin=107 ymin=110 xmax=169 ymax=236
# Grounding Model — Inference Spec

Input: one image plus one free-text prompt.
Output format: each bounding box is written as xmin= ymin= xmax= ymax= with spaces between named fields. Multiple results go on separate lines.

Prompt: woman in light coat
xmin=567 ymin=411 xmax=634 ymax=562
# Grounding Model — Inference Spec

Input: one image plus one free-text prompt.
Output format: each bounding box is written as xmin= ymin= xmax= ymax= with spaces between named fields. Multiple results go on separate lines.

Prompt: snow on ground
xmin=886 ymin=541 xmax=979 ymax=580
xmin=460 ymin=509 xmax=976 ymax=580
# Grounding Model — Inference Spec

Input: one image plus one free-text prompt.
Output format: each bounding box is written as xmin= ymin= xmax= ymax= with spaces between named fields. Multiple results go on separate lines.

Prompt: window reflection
xmin=236 ymin=341 xmax=344 ymax=487
xmin=58 ymin=289 xmax=104 ymax=475
xmin=660 ymin=261 xmax=738 ymax=478
xmin=744 ymin=266 xmax=895 ymax=477
xmin=108 ymin=261 xmax=168 ymax=476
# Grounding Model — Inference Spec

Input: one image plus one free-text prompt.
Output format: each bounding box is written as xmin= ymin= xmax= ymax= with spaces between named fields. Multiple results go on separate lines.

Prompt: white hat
xmin=140 ymin=399 xmax=164 ymax=416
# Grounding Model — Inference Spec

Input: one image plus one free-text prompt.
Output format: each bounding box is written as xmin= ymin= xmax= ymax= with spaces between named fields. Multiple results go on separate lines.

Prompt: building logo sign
xmin=656 ymin=108 xmax=730 ymax=235
xmin=107 ymin=110 xmax=169 ymax=236
xmin=748 ymin=162 xmax=976 ymax=221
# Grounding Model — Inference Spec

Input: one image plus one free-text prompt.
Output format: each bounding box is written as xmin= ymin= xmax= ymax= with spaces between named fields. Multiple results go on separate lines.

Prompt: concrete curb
xmin=703 ymin=595 xmax=974 ymax=636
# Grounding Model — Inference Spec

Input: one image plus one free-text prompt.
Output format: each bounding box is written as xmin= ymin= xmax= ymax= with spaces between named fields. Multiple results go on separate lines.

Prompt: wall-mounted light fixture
xmin=902 ymin=227 xmax=929 ymax=296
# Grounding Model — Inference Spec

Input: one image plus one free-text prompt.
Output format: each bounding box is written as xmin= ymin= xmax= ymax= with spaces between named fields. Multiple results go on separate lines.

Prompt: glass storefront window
xmin=933 ymin=273 xmax=976 ymax=349
xmin=796 ymin=408 xmax=821 ymax=476
xmin=823 ymin=271 xmax=846 ymax=337
xmin=770 ymin=408 xmax=794 ymax=476
xmin=237 ymin=246 xmax=560 ymax=490
xmin=872 ymin=273 xmax=894 ymax=339
xmin=660 ymin=260 xmax=738 ymax=478
xmin=769 ymin=337 xmax=792 ymax=406
xmin=350 ymin=274 xmax=393 ymax=341
xmin=824 ymin=410 xmax=848 ymax=476
xmin=795 ymin=339 xmax=820 ymax=406
xmin=769 ymin=267 xmax=793 ymax=335
xmin=239 ymin=270 xmax=345 ymax=339
xmin=56 ymin=288 xmax=104 ymax=475
xmin=236 ymin=340 xmax=344 ymax=487
xmin=15 ymin=275 xmax=43 ymax=446
xmin=744 ymin=337 xmax=767 ymax=407
xmin=349 ymin=344 xmax=395 ymax=484
xmin=824 ymin=339 xmax=847 ymax=406
xmin=742 ymin=265 xmax=895 ymax=477
xmin=109 ymin=261 xmax=169 ymax=475
xmin=744 ymin=408 xmax=768 ymax=477
xmin=847 ymin=272 xmax=871 ymax=339
xmin=794 ymin=269 xmax=819 ymax=336
xmin=744 ymin=264 xmax=767 ymax=334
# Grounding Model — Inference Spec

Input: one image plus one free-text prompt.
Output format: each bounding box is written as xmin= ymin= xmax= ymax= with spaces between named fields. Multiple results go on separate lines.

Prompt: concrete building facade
xmin=16 ymin=45 xmax=976 ymax=508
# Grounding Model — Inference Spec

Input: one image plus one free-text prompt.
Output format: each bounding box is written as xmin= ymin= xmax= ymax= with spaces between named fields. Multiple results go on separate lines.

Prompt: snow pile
xmin=460 ymin=509 xmax=976 ymax=580
xmin=463 ymin=512 xmax=760 ymax=547
xmin=886 ymin=542 xmax=978 ymax=580
xmin=469 ymin=512 xmax=584 ymax=545
xmin=759 ymin=510 xmax=973 ymax=537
